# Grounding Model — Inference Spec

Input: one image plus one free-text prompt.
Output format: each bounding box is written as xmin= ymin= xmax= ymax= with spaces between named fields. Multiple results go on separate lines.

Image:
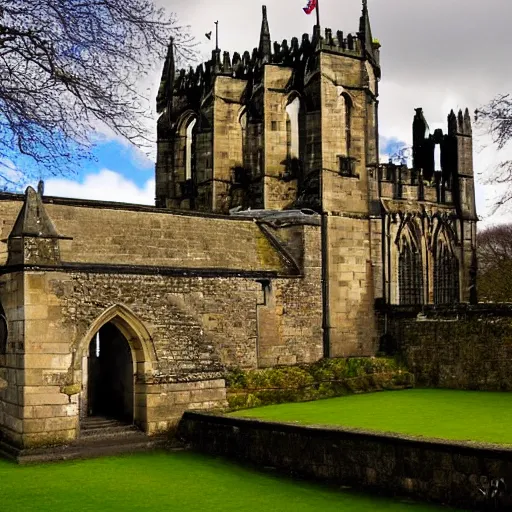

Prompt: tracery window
xmin=434 ymin=243 xmax=459 ymax=304
xmin=398 ymin=242 xmax=423 ymax=305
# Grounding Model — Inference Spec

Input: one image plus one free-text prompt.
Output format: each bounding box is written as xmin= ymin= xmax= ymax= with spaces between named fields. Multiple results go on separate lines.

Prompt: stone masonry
xmin=0 ymin=1 xmax=478 ymax=448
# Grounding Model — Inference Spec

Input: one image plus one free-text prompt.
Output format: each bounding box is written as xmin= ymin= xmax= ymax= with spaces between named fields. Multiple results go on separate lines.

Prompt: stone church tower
xmin=154 ymin=2 xmax=477 ymax=353
xmin=155 ymin=3 xmax=383 ymax=355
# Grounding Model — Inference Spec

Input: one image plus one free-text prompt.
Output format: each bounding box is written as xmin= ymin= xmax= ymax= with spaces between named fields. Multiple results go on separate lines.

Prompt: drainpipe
xmin=321 ymin=211 xmax=331 ymax=358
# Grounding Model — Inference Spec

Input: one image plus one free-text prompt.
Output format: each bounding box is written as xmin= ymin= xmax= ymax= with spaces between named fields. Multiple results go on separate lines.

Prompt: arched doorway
xmin=86 ymin=322 xmax=134 ymax=422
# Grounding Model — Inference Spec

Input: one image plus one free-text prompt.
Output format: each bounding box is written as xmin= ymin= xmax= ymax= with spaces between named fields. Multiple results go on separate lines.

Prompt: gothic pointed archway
xmin=87 ymin=322 xmax=134 ymax=422
xmin=75 ymin=304 xmax=157 ymax=432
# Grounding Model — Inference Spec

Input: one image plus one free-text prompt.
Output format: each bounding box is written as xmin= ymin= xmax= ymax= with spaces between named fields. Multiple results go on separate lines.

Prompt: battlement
xmin=158 ymin=3 xmax=380 ymax=105
xmin=378 ymin=164 xmax=454 ymax=205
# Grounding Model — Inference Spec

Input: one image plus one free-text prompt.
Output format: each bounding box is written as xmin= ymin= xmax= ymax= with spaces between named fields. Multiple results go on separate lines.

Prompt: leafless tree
xmin=0 ymin=0 xmax=192 ymax=187
xmin=477 ymin=223 xmax=512 ymax=302
xmin=475 ymin=94 xmax=512 ymax=214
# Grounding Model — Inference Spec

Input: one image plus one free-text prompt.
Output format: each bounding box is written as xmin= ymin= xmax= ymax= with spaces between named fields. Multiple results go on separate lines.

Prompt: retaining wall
xmin=178 ymin=411 xmax=512 ymax=510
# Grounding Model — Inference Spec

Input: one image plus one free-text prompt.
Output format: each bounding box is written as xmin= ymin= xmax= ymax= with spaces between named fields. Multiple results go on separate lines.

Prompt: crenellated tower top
xmin=156 ymin=2 xmax=381 ymax=118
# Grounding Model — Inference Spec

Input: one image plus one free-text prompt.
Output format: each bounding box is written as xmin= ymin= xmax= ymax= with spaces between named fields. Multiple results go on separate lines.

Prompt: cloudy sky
xmin=42 ymin=0 xmax=512 ymax=225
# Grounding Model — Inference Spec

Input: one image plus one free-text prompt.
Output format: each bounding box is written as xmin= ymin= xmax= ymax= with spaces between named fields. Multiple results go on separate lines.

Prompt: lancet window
xmin=185 ymin=118 xmax=197 ymax=181
xmin=434 ymin=242 xmax=460 ymax=304
xmin=286 ymin=97 xmax=300 ymax=160
xmin=342 ymin=93 xmax=353 ymax=157
xmin=398 ymin=227 xmax=423 ymax=305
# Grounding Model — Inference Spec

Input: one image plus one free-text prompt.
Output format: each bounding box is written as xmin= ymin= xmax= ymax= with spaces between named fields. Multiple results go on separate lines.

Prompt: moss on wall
xmin=225 ymin=357 xmax=413 ymax=410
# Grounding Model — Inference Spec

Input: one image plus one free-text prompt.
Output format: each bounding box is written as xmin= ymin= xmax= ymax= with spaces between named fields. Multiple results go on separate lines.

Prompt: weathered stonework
xmin=379 ymin=305 xmax=512 ymax=391
xmin=0 ymin=2 xmax=480 ymax=449
xmin=179 ymin=412 xmax=512 ymax=510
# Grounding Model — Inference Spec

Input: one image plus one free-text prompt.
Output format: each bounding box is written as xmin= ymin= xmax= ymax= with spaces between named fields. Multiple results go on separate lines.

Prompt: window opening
xmin=185 ymin=118 xmax=197 ymax=181
xmin=398 ymin=243 xmax=423 ymax=305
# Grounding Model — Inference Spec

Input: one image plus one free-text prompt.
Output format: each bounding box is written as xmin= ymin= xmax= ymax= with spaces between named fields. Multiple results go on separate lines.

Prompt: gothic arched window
xmin=342 ymin=93 xmax=353 ymax=157
xmin=239 ymin=110 xmax=248 ymax=170
xmin=398 ymin=242 xmax=423 ymax=305
xmin=286 ymin=97 xmax=300 ymax=160
xmin=434 ymin=243 xmax=460 ymax=304
xmin=185 ymin=118 xmax=197 ymax=181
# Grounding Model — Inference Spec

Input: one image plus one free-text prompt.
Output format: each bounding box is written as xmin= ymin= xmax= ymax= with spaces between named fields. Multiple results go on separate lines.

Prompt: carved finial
xmin=156 ymin=37 xmax=175 ymax=113
xmin=337 ymin=31 xmax=345 ymax=48
xmin=222 ymin=51 xmax=232 ymax=73
xmin=259 ymin=5 xmax=271 ymax=63
xmin=457 ymin=109 xmax=464 ymax=133
xmin=325 ymin=28 xmax=334 ymax=45
xmin=7 ymin=187 xmax=65 ymax=265
xmin=359 ymin=0 xmax=377 ymax=62
xmin=447 ymin=109 xmax=457 ymax=135
xmin=273 ymin=41 xmax=281 ymax=62
xmin=300 ymin=33 xmax=311 ymax=52
xmin=464 ymin=107 xmax=472 ymax=135
xmin=347 ymin=34 xmax=354 ymax=50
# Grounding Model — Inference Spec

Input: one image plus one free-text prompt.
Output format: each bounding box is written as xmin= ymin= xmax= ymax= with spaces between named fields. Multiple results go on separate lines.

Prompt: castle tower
xmin=317 ymin=1 xmax=381 ymax=356
xmin=455 ymin=108 xmax=477 ymax=302
xmin=155 ymin=2 xmax=385 ymax=356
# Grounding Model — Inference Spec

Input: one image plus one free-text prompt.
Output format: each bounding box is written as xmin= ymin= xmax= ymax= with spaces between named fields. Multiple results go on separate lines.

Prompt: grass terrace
xmin=230 ymin=389 xmax=512 ymax=445
xmin=0 ymin=451 xmax=464 ymax=511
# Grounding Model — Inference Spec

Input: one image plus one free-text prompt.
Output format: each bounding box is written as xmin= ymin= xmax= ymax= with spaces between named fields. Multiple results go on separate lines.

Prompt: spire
xmin=463 ymin=107 xmax=472 ymax=135
xmin=10 ymin=186 xmax=60 ymax=239
xmin=359 ymin=0 xmax=377 ymax=64
xmin=156 ymin=37 xmax=175 ymax=113
xmin=259 ymin=5 xmax=272 ymax=63
xmin=448 ymin=109 xmax=457 ymax=135
xmin=8 ymin=186 xmax=67 ymax=266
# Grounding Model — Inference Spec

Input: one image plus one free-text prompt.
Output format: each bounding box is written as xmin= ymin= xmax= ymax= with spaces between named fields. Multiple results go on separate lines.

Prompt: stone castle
xmin=0 ymin=2 xmax=477 ymax=449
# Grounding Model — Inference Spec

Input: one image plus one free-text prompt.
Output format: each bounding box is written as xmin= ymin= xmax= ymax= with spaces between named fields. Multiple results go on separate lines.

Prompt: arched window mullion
xmin=398 ymin=237 xmax=423 ymax=305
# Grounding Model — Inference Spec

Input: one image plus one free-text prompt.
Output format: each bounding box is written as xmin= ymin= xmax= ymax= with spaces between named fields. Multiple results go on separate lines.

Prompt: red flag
xmin=303 ymin=0 xmax=317 ymax=15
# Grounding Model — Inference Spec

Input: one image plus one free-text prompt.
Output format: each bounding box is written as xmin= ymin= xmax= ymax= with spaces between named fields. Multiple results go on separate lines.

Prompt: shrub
xmin=225 ymin=357 xmax=413 ymax=411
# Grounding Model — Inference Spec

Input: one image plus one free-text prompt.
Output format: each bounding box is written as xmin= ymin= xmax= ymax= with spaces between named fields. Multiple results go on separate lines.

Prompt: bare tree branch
xmin=0 ymin=0 xmax=194 ymax=187
xmin=476 ymin=94 xmax=512 ymax=213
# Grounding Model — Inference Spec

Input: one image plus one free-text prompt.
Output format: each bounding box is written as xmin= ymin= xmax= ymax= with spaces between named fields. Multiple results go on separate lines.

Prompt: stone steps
xmin=0 ymin=416 xmax=179 ymax=464
xmin=80 ymin=417 xmax=141 ymax=440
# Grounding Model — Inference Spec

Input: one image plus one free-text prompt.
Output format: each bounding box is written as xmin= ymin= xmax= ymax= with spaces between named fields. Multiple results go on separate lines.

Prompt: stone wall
xmin=0 ymin=272 xmax=25 ymax=447
xmin=380 ymin=305 xmax=512 ymax=390
xmin=178 ymin=412 xmax=512 ymax=510
xmin=0 ymin=193 xmax=324 ymax=446
xmin=0 ymin=196 xmax=290 ymax=271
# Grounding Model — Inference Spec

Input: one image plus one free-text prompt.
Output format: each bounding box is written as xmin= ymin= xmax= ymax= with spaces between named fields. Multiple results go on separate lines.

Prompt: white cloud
xmin=44 ymin=169 xmax=155 ymax=205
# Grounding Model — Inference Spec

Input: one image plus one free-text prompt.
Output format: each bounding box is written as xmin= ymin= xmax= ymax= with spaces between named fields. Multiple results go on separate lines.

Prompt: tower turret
xmin=455 ymin=107 xmax=476 ymax=220
xmin=259 ymin=5 xmax=271 ymax=63
xmin=156 ymin=38 xmax=175 ymax=114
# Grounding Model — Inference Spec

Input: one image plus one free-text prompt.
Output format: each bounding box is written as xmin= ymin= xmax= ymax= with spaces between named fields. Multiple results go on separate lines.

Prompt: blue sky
xmin=43 ymin=139 xmax=156 ymax=205
xmin=85 ymin=142 xmax=154 ymax=189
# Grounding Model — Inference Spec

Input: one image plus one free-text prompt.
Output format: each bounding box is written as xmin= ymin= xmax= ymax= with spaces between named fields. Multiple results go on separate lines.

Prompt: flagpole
xmin=316 ymin=0 xmax=320 ymax=28
xmin=215 ymin=21 xmax=219 ymax=51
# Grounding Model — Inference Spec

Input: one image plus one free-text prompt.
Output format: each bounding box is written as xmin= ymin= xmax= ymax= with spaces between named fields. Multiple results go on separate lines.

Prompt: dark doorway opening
xmin=87 ymin=322 xmax=134 ymax=422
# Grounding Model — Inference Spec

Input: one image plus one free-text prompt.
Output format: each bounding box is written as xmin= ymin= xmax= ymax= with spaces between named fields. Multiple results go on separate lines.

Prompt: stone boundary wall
xmin=178 ymin=411 xmax=512 ymax=510
xmin=378 ymin=304 xmax=512 ymax=390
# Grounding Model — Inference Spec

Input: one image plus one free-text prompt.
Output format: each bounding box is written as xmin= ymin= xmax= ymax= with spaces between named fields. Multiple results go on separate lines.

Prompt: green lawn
xmin=0 ymin=451 xmax=461 ymax=511
xmin=231 ymin=389 xmax=512 ymax=445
